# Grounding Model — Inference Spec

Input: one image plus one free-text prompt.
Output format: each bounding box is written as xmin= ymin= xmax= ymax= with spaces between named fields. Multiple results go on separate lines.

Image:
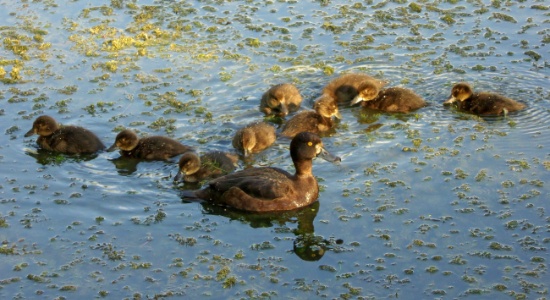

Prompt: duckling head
xmin=174 ymin=152 xmax=201 ymax=182
xmin=25 ymin=115 xmax=60 ymax=137
xmin=107 ymin=129 xmax=139 ymax=152
xmin=314 ymin=95 xmax=341 ymax=119
xmin=445 ymin=82 xmax=473 ymax=104
xmin=350 ymin=81 xmax=380 ymax=105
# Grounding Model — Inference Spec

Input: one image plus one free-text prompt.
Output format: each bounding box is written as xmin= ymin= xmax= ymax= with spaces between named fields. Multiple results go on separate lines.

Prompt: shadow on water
xmin=25 ymin=148 xmax=100 ymax=165
xmin=190 ymin=200 xmax=339 ymax=262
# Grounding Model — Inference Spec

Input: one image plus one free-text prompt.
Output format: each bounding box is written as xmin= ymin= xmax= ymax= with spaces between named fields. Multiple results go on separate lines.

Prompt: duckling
xmin=182 ymin=132 xmax=341 ymax=212
xmin=24 ymin=115 xmax=105 ymax=155
xmin=232 ymin=121 xmax=276 ymax=157
xmin=444 ymin=82 xmax=526 ymax=116
xmin=280 ymin=94 xmax=341 ymax=138
xmin=260 ymin=83 xmax=303 ymax=117
xmin=174 ymin=151 xmax=238 ymax=183
xmin=321 ymin=73 xmax=386 ymax=105
xmin=351 ymin=86 xmax=427 ymax=113
xmin=107 ymin=129 xmax=192 ymax=160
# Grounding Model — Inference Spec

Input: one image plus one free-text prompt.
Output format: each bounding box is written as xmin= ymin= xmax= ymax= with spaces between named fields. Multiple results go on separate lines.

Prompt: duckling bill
xmin=445 ymin=82 xmax=526 ymax=116
xmin=25 ymin=115 xmax=105 ymax=155
xmin=182 ymin=132 xmax=341 ymax=212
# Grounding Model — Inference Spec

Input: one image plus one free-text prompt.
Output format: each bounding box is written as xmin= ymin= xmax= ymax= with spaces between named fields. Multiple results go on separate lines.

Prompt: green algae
xmin=1 ymin=1 xmax=549 ymax=299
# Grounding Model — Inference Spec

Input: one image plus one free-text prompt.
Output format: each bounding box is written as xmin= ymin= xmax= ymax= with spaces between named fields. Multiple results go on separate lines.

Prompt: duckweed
xmin=1 ymin=1 xmax=548 ymax=299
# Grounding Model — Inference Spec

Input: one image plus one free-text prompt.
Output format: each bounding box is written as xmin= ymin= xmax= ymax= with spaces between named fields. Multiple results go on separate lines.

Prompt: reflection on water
xmin=198 ymin=201 xmax=334 ymax=261
xmin=25 ymin=147 xmax=100 ymax=166
xmin=108 ymin=155 xmax=140 ymax=175
xmin=1 ymin=0 xmax=549 ymax=298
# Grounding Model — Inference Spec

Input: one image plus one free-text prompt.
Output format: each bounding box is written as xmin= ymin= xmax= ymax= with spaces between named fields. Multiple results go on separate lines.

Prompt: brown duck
xmin=444 ymin=82 xmax=525 ymax=116
xmin=232 ymin=121 xmax=276 ymax=157
xmin=280 ymin=94 xmax=341 ymax=138
xmin=260 ymin=83 xmax=303 ymax=117
xmin=107 ymin=129 xmax=192 ymax=160
xmin=351 ymin=86 xmax=427 ymax=113
xmin=182 ymin=132 xmax=341 ymax=212
xmin=321 ymin=73 xmax=386 ymax=105
xmin=25 ymin=115 xmax=105 ymax=154
xmin=174 ymin=151 xmax=238 ymax=183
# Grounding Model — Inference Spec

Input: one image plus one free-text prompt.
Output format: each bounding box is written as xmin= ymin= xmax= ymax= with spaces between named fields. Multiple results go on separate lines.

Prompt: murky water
xmin=1 ymin=0 xmax=549 ymax=298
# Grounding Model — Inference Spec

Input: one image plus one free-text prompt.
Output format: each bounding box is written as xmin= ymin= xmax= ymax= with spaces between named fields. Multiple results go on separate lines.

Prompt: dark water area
xmin=1 ymin=0 xmax=549 ymax=298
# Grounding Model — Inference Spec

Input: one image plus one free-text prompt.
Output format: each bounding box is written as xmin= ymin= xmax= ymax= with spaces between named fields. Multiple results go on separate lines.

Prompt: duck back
xmin=460 ymin=92 xmax=525 ymax=115
xmin=196 ymin=167 xmax=318 ymax=212
xmin=323 ymin=73 xmax=386 ymax=104
xmin=281 ymin=111 xmax=333 ymax=138
xmin=362 ymin=87 xmax=426 ymax=113
xmin=37 ymin=126 xmax=105 ymax=154
xmin=121 ymin=136 xmax=191 ymax=160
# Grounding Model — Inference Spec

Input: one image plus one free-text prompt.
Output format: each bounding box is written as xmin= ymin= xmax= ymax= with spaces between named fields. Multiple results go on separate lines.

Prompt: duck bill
xmin=279 ymin=104 xmax=289 ymax=117
xmin=350 ymin=95 xmax=365 ymax=106
xmin=24 ymin=128 xmax=35 ymax=137
xmin=174 ymin=171 xmax=183 ymax=182
xmin=334 ymin=110 xmax=342 ymax=119
xmin=318 ymin=147 xmax=341 ymax=163
xmin=444 ymin=96 xmax=457 ymax=105
xmin=106 ymin=143 xmax=118 ymax=152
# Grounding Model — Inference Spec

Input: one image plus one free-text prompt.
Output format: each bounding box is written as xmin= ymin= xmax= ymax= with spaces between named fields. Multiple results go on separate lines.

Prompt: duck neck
xmin=294 ymin=158 xmax=313 ymax=177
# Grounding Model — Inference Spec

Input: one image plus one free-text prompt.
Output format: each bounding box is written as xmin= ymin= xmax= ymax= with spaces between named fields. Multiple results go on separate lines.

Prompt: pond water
xmin=1 ymin=0 xmax=549 ymax=298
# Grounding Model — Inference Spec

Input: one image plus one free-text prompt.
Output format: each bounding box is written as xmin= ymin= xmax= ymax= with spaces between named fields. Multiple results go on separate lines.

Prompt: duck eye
xmin=307 ymin=141 xmax=313 ymax=147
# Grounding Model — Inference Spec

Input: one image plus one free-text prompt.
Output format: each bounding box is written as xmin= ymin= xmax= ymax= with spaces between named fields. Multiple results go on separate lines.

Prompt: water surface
xmin=1 ymin=0 xmax=549 ymax=298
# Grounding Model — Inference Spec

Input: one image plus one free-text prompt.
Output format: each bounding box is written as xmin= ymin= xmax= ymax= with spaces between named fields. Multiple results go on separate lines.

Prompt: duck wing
xmin=208 ymin=167 xmax=294 ymax=200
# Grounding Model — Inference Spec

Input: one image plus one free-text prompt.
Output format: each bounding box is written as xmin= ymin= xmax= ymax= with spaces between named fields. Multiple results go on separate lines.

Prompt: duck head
xmin=25 ymin=115 xmax=59 ymax=137
xmin=445 ymin=82 xmax=473 ymax=105
xmin=107 ymin=129 xmax=139 ymax=152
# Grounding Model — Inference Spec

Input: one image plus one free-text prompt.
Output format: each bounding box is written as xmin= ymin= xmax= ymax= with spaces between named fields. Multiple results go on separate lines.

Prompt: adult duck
xmin=182 ymin=132 xmax=341 ymax=212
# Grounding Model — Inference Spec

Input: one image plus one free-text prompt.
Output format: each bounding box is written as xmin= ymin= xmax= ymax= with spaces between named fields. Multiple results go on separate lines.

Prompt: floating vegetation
xmin=491 ymin=12 xmax=517 ymax=23
xmin=1 ymin=1 xmax=548 ymax=299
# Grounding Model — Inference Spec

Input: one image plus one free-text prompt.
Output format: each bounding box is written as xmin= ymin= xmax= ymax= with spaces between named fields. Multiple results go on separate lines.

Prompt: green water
xmin=1 ymin=0 xmax=549 ymax=298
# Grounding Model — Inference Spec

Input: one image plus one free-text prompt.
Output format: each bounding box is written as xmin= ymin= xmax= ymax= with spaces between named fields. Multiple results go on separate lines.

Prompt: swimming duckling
xmin=280 ymin=94 xmax=341 ymax=138
xmin=260 ymin=83 xmax=303 ymax=117
xmin=351 ymin=86 xmax=427 ymax=113
xmin=321 ymin=73 xmax=386 ymax=105
xmin=24 ymin=115 xmax=105 ymax=155
xmin=182 ymin=132 xmax=341 ymax=212
xmin=232 ymin=121 xmax=276 ymax=157
xmin=444 ymin=82 xmax=526 ymax=116
xmin=107 ymin=129 xmax=192 ymax=160
xmin=174 ymin=151 xmax=239 ymax=183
